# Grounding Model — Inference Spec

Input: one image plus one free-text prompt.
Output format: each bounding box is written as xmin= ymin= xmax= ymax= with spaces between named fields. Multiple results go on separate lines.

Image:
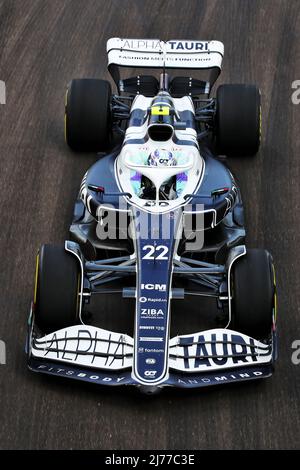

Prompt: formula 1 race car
xmin=27 ymin=39 xmax=277 ymax=393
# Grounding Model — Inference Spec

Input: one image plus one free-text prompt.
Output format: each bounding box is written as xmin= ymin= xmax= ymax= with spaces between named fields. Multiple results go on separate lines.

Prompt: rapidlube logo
xmin=0 ymin=340 xmax=6 ymax=365
xmin=0 ymin=80 xmax=6 ymax=104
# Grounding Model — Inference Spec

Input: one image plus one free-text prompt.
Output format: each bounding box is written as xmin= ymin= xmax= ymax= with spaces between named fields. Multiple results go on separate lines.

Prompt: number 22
xmin=142 ymin=245 xmax=169 ymax=260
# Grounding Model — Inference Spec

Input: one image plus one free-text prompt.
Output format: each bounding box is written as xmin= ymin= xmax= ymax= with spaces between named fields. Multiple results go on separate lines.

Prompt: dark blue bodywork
xmin=76 ymin=146 xmax=239 ymax=229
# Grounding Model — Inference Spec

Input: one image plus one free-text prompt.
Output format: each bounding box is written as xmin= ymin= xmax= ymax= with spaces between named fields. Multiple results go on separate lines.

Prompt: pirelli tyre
xmin=34 ymin=245 xmax=80 ymax=333
xmin=65 ymin=78 xmax=112 ymax=152
xmin=231 ymin=249 xmax=276 ymax=339
xmin=216 ymin=84 xmax=261 ymax=157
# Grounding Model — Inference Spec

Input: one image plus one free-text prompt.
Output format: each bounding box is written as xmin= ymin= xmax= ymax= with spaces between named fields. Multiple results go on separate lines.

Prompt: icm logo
xmin=141 ymin=284 xmax=166 ymax=291
xmin=0 ymin=340 xmax=6 ymax=365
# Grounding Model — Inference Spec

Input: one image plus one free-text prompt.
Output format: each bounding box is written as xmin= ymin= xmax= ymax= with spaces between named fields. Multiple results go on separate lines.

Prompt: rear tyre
xmin=231 ymin=249 xmax=275 ymax=338
xmin=216 ymin=84 xmax=261 ymax=156
xmin=34 ymin=245 xmax=80 ymax=333
xmin=65 ymin=78 xmax=112 ymax=152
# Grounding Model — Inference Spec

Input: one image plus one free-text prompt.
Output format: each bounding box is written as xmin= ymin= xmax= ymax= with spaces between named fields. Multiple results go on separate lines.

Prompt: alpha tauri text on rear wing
xmin=106 ymin=38 xmax=224 ymax=88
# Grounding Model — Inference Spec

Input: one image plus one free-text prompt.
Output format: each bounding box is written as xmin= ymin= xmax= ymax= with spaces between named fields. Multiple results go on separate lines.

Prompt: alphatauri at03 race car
xmin=27 ymin=39 xmax=277 ymax=393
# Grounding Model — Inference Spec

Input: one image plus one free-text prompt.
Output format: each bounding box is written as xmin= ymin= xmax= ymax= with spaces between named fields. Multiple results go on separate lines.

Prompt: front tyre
xmin=34 ymin=245 xmax=80 ymax=333
xmin=231 ymin=249 xmax=275 ymax=339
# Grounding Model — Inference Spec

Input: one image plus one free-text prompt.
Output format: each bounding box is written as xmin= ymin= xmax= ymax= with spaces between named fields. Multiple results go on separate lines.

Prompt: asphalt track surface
xmin=0 ymin=0 xmax=299 ymax=450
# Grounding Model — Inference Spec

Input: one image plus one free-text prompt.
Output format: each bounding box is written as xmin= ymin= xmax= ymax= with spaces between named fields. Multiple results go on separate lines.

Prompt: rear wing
xmin=107 ymin=38 xmax=224 ymax=90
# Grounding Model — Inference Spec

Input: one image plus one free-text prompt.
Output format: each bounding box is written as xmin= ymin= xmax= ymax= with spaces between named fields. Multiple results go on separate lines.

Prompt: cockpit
xmin=115 ymin=77 xmax=204 ymax=212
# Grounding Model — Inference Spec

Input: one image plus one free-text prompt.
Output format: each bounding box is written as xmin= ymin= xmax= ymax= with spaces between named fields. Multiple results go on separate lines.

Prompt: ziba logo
xmin=141 ymin=308 xmax=164 ymax=316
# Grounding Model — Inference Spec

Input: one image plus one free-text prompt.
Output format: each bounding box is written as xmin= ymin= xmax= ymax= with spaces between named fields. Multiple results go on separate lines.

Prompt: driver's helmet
xmin=148 ymin=149 xmax=177 ymax=167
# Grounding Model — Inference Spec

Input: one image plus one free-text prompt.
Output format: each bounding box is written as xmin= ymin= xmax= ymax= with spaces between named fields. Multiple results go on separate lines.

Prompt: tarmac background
xmin=0 ymin=0 xmax=299 ymax=449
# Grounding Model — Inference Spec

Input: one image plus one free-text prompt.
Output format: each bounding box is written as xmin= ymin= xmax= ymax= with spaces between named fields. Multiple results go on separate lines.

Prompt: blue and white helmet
xmin=148 ymin=149 xmax=177 ymax=167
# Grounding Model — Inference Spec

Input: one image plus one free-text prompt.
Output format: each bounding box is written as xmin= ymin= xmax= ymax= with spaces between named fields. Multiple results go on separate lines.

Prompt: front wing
xmin=27 ymin=322 xmax=275 ymax=390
